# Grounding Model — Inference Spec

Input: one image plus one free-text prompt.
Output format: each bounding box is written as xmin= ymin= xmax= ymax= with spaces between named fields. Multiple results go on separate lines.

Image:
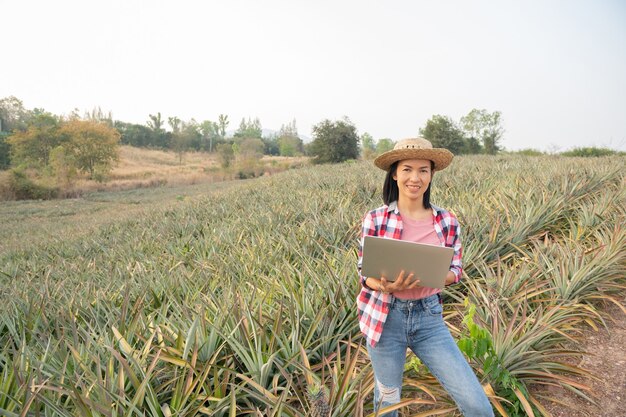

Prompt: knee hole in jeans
xmin=376 ymin=379 xmax=400 ymax=403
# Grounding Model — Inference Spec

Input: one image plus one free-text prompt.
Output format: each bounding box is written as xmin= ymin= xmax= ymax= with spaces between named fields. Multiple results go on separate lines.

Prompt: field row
xmin=1 ymin=155 xmax=624 ymax=416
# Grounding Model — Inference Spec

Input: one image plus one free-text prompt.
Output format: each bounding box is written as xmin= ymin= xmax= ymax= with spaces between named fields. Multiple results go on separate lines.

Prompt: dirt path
xmin=536 ymin=296 xmax=626 ymax=417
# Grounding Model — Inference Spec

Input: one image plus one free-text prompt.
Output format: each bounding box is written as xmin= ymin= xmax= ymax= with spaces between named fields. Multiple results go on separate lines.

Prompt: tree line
xmin=0 ymin=97 xmax=311 ymax=173
xmin=0 ymin=95 xmax=511 ymax=179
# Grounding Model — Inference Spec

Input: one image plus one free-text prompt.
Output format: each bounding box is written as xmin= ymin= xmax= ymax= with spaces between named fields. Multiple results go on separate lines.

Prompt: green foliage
xmin=261 ymin=135 xmax=280 ymax=155
xmin=116 ymin=121 xmax=169 ymax=148
xmin=235 ymin=116 xmax=262 ymax=139
xmin=8 ymin=117 xmax=119 ymax=180
xmin=49 ymin=145 xmax=78 ymax=186
xmin=560 ymin=147 xmax=622 ymax=157
xmin=461 ymin=136 xmax=483 ymax=154
xmin=277 ymin=119 xmax=303 ymax=156
xmin=199 ymin=120 xmax=220 ymax=152
xmin=420 ymin=115 xmax=465 ymax=154
xmin=460 ymin=109 xmax=504 ymax=155
xmin=59 ymin=119 xmax=120 ymax=178
xmin=217 ymin=114 xmax=229 ymax=139
xmin=310 ymin=118 xmax=360 ymax=164
xmin=6 ymin=113 xmax=61 ymax=167
xmin=278 ymin=135 xmax=303 ymax=156
xmin=168 ymin=116 xmax=182 ymax=133
xmin=147 ymin=112 xmax=165 ymax=131
xmin=375 ymin=138 xmax=395 ymax=155
xmin=511 ymin=148 xmax=545 ymax=156
xmin=457 ymin=300 xmax=531 ymax=417
xmin=8 ymin=168 xmax=59 ymax=200
xmin=0 ymin=95 xmax=31 ymax=132
xmin=360 ymin=132 xmax=375 ymax=160
xmin=171 ymin=121 xmax=202 ymax=163
xmin=0 ymin=132 xmax=10 ymax=170
xmin=361 ymin=132 xmax=374 ymax=151
xmin=0 ymin=155 xmax=624 ymax=415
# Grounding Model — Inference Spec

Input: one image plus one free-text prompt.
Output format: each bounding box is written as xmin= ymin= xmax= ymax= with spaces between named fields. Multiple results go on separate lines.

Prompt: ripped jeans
xmin=366 ymin=295 xmax=493 ymax=417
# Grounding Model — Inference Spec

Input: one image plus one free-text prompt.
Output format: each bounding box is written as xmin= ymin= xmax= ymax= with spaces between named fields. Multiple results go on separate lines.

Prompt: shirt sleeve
xmin=448 ymin=218 xmax=463 ymax=285
xmin=358 ymin=210 xmax=377 ymax=289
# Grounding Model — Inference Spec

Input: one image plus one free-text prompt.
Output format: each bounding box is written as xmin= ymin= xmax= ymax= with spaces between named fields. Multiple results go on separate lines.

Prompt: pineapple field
xmin=1 ymin=155 xmax=625 ymax=416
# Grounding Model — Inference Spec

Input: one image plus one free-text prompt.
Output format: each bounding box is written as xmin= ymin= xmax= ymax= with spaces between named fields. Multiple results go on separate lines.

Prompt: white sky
xmin=1 ymin=0 xmax=625 ymax=151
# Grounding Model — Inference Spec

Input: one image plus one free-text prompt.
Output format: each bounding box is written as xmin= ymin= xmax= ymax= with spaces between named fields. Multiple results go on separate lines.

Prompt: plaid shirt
xmin=356 ymin=201 xmax=463 ymax=347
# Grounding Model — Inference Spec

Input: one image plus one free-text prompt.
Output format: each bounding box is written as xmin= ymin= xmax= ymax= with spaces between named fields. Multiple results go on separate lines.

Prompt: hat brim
xmin=374 ymin=148 xmax=454 ymax=171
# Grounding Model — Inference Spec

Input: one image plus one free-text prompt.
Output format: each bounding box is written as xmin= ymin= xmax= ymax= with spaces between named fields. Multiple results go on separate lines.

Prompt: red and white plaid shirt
xmin=357 ymin=201 xmax=463 ymax=347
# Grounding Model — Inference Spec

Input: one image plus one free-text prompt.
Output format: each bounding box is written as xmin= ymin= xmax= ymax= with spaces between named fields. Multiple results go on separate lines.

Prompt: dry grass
xmin=0 ymin=145 xmax=310 ymax=200
xmin=112 ymin=145 xmax=218 ymax=179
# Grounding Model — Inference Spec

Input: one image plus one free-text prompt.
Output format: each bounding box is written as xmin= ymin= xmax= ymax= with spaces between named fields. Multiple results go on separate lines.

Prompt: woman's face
xmin=392 ymin=158 xmax=432 ymax=203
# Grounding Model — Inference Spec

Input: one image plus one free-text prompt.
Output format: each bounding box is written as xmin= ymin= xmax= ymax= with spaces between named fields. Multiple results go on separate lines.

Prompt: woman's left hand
xmin=380 ymin=270 xmax=421 ymax=293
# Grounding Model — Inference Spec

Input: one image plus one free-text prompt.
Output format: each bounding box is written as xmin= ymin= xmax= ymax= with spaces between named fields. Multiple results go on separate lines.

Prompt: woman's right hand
xmin=379 ymin=270 xmax=420 ymax=293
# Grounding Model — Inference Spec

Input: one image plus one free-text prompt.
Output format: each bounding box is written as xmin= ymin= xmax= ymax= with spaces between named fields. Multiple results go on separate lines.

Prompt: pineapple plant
xmin=307 ymin=383 xmax=331 ymax=417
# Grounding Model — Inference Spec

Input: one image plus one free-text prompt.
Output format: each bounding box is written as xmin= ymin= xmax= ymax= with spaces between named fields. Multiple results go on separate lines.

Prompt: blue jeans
xmin=366 ymin=295 xmax=493 ymax=417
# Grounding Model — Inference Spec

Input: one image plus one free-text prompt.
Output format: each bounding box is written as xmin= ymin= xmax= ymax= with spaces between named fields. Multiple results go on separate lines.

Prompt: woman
xmin=357 ymin=138 xmax=493 ymax=417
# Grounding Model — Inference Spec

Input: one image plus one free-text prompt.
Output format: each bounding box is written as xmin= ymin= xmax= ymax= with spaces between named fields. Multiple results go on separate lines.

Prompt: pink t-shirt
xmin=393 ymin=216 xmax=442 ymax=300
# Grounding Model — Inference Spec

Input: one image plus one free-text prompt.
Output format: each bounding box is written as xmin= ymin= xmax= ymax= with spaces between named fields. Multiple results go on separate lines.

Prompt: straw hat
xmin=374 ymin=137 xmax=454 ymax=171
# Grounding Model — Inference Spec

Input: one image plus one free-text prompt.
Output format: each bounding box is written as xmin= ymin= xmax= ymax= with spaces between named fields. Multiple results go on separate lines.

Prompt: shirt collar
xmin=387 ymin=200 xmax=440 ymax=216
xmin=387 ymin=201 xmax=399 ymax=213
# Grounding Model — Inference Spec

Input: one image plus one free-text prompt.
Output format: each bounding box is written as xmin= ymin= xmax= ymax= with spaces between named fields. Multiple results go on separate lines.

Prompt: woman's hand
xmin=379 ymin=270 xmax=420 ymax=293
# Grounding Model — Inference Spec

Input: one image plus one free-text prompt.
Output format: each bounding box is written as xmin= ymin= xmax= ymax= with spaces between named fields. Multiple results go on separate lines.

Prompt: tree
xmin=375 ymin=138 xmax=395 ymax=155
xmin=199 ymin=120 xmax=219 ymax=152
xmin=361 ymin=132 xmax=375 ymax=159
xmin=278 ymin=136 xmax=303 ymax=157
xmin=460 ymin=109 xmax=504 ymax=155
xmin=147 ymin=113 xmax=164 ymax=132
xmin=168 ymin=116 xmax=182 ymax=134
xmin=0 ymin=96 xmax=31 ymax=133
xmin=217 ymin=114 xmax=229 ymax=140
xmin=7 ymin=112 xmax=61 ymax=167
xmin=171 ymin=121 xmax=201 ymax=163
xmin=115 ymin=122 xmax=154 ymax=147
xmin=234 ymin=117 xmax=262 ymax=139
xmin=262 ymin=135 xmax=280 ymax=156
xmin=309 ymin=118 xmax=360 ymax=164
xmin=216 ymin=143 xmax=234 ymax=168
xmin=84 ymin=106 xmax=113 ymax=126
xmin=144 ymin=113 xmax=169 ymax=148
xmin=461 ymin=136 xmax=483 ymax=154
xmin=59 ymin=120 xmax=120 ymax=178
xmin=420 ymin=115 xmax=464 ymax=155
xmin=277 ymin=119 xmax=303 ymax=156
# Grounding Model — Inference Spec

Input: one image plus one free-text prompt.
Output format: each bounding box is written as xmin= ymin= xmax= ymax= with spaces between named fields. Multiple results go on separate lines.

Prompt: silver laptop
xmin=361 ymin=236 xmax=454 ymax=289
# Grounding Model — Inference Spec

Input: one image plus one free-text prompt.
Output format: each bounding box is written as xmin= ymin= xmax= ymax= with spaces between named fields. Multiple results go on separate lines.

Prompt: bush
xmin=309 ymin=118 xmax=360 ymax=164
xmin=235 ymin=158 xmax=261 ymax=179
xmin=560 ymin=147 xmax=621 ymax=157
xmin=236 ymin=168 xmax=257 ymax=180
xmin=216 ymin=143 xmax=235 ymax=168
xmin=9 ymin=169 xmax=58 ymax=200
xmin=512 ymin=148 xmax=545 ymax=156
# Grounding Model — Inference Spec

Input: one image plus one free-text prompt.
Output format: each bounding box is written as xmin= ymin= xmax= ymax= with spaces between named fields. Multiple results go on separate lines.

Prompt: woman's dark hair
xmin=382 ymin=160 xmax=434 ymax=208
